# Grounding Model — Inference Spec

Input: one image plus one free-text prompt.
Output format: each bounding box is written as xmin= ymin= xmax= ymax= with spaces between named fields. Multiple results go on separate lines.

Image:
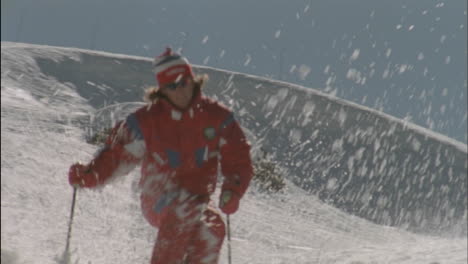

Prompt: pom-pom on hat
xmin=153 ymin=47 xmax=194 ymax=88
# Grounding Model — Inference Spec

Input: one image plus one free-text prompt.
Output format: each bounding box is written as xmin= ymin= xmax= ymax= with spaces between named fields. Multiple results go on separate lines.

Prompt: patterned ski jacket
xmin=85 ymin=88 xmax=253 ymax=206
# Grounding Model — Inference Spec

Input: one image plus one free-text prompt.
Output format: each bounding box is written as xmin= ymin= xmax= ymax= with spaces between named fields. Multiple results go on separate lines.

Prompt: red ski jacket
xmin=85 ymin=88 xmax=253 ymax=206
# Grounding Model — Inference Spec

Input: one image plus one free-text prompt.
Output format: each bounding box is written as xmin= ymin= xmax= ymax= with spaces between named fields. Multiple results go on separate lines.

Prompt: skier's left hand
xmin=68 ymin=163 xmax=95 ymax=188
xmin=219 ymin=190 xmax=240 ymax=215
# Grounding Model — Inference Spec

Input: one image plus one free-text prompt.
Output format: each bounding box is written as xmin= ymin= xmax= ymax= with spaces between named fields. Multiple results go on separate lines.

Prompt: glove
xmin=219 ymin=190 xmax=241 ymax=215
xmin=68 ymin=163 xmax=95 ymax=188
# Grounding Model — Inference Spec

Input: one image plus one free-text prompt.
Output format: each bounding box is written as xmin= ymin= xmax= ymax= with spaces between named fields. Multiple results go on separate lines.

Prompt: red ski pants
xmin=142 ymin=192 xmax=226 ymax=264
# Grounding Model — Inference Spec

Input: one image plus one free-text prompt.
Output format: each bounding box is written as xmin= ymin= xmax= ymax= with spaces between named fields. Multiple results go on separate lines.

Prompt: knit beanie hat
xmin=153 ymin=47 xmax=194 ymax=87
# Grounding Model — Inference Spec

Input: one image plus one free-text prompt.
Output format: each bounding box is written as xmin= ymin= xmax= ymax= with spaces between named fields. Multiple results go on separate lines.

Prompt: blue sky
xmin=1 ymin=0 xmax=466 ymax=143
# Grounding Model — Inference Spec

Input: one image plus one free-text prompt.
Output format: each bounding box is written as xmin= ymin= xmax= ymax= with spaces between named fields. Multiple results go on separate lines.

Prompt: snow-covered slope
xmin=1 ymin=42 xmax=467 ymax=264
xmin=8 ymin=41 xmax=467 ymax=233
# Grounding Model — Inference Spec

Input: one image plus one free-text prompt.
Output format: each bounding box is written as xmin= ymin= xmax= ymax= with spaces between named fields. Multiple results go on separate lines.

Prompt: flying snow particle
xmin=203 ymin=56 xmax=210 ymax=65
xmin=325 ymin=76 xmax=335 ymax=87
xmin=385 ymin=48 xmax=392 ymax=58
xmin=411 ymin=138 xmax=421 ymax=152
xmin=423 ymin=67 xmax=429 ymax=76
xmin=396 ymin=24 xmax=402 ymax=30
xmin=408 ymin=25 xmax=415 ymax=31
xmin=297 ymin=65 xmax=311 ymax=80
xmin=202 ymin=35 xmax=209 ymax=44
xmin=304 ymin=5 xmax=310 ymax=13
xmin=326 ymin=178 xmax=338 ymax=191
xmin=289 ymin=129 xmax=302 ymax=144
xmin=346 ymin=68 xmax=363 ymax=84
xmin=328 ymin=89 xmax=338 ymax=97
xmin=302 ymin=101 xmax=315 ymax=115
xmin=398 ymin=64 xmax=408 ymax=74
xmin=350 ymin=49 xmax=360 ymax=61
xmin=290 ymin=65 xmax=297 ymax=73
xmin=440 ymin=35 xmax=447 ymax=43
xmin=369 ymin=68 xmax=375 ymax=78
xmin=244 ymin=54 xmax=252 ymax=66
xmin=338 ymin=108 xmax=347 ymax=127
xmin=442 ymin=88 xmax=448 ymax=96
xmin=219 ymin=50 xmax=225 ymax=58
xmin=382 ymin=69 xmax=390 ymax=79
xmin=445 ymin=56 xmax=451 ymax=64
xmin=356 ymin=147 xmax=366 ymax=160
xmin=417 ymin=52 xmax=425 ymax=60
xmin=266 ymin=96 xmax=279 ymax=111
xmin=440 ymin=105 xmax=446 ymax=114
xmin=301 ymin=102 xmax=315 ymax=127
xmin=275 ymin=30 xmax=281 ymax=39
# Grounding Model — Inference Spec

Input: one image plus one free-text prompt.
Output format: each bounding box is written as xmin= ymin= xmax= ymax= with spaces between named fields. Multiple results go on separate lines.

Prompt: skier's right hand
xmin=219 ymin=190 xmax=241 ymax=215
xmin=68 ymin=163 xmax=96 ymax=188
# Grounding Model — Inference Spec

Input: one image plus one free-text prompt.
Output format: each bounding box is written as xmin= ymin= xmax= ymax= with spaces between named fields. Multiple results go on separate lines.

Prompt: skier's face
xmin=160 ymin=77 xmax=195 ymax=110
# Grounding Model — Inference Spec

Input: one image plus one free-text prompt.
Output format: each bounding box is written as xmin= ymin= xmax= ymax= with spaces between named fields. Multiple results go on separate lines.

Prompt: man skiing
xmin=68 ymin=47 xmax=253 ymax=264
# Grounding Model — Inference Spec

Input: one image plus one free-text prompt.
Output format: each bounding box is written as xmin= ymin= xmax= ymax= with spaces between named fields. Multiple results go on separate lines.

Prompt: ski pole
xmin=226 ymin=214 xmax=232 ymax=264
xmin=64 ymin=187 xmax=78 ymax=254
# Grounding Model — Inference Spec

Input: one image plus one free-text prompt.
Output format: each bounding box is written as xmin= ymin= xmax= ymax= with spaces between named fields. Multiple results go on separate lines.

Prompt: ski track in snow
xmin=1 ymin=43 xmax=467 ymax=264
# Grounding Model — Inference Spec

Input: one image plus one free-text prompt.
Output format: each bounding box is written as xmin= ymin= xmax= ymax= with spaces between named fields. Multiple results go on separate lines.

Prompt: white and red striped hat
xmin=153 ymin=47 xmax=194 ymax=87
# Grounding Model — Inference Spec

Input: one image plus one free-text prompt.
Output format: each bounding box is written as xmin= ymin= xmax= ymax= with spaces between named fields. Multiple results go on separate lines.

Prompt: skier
xmin=68 ymin=47 xmax=253 ymax=264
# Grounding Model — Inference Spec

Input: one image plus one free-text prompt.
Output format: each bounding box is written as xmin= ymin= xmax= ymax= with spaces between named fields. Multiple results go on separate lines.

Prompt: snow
xmin=1 ymin=42 xmax=467 ymax=264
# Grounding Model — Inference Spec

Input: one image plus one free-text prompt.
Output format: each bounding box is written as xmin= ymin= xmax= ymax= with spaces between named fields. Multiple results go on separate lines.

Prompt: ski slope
xmin=1 ymin=42 xmax=467 ymax=264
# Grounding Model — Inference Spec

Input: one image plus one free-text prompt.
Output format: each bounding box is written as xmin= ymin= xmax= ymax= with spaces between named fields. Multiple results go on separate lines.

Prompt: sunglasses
xmin=162 ymin=78 xmax=187 ymax=91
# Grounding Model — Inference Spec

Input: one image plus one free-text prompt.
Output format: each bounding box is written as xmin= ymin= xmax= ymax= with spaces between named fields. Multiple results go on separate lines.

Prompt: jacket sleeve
xmin=218 ymin=113 xmax=253 ymax=198
xmin=85 ymin=112 xmax=146 ymax=187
